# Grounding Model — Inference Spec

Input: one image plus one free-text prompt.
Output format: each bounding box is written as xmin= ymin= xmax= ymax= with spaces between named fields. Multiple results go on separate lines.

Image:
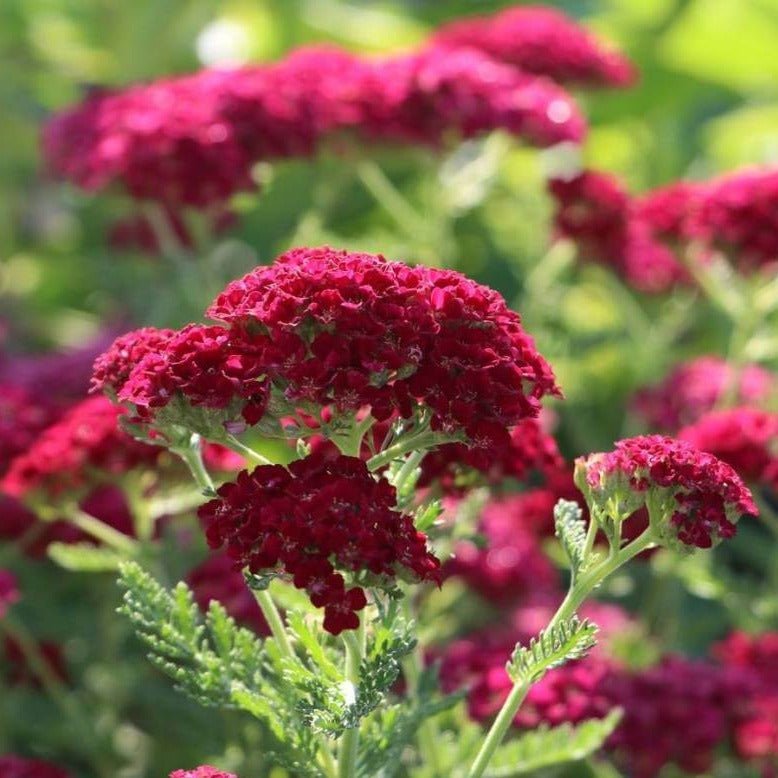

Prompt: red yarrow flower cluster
xmin=0 ymin=569 xmax=19 ymax=618
xmin=578 ymin=434 xmax=757 ymax=549
xmin=714 ymin=632 xmax=778 ymax=772
xmin=550 ymin=166 xmax=778 ymax=291
xmin=603 ymin=656 xmax=748 ymax=778
xmin=199 ymin=452 xmax=440 ymax=634
xmin=1 ymin=396 xmax=162 ymax=500
xmin=690 ymin=167 xmax=778 ymax=270
xmin=632 ymin=356 xmax=775 ymax=431
xmin=170 ymin=767 xmax=237 ymax=778
xmin=187 ymin=552 xmax=270 ymax=636
xmin=680 ymin=408 xmax=778 ymax=493
xmin=432 ymin=5 xmax=636 ymax=87
xmin=0 ymin=756 xmax=70 ymax=778
xmin=207 ymin=246 xmax=559 ymax=440
xmin=44 ymin=40 xmax=586 ymax=210
xmin=359 ymin=46 xmax=585 ymax=149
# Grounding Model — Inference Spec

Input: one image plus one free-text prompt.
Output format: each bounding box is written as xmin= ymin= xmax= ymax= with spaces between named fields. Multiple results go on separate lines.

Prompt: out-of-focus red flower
xmin=1 ymin=397 xmax=162 ymax=500
xmin=633 ymin=356 xmax=775 ymax=432
xmin=3 ymin=637 xmax=68 ymax=687
xmin=433 ymin=5 xmax=636 ymax=87
xmin=0 ymin=755 xmax=71 ymax=778
xmin=680 ymin=408 xmax=778 ymax=492
xmin=445 ymin=491 xmax=559 ymax=603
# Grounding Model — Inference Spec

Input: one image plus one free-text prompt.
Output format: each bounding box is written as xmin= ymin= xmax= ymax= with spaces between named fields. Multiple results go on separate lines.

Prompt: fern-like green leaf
xmin=507 ymin=616 xmax=598 ymax=685
xmin=483 ymin=709 xmax=622 ymax=777
xmin=554 ymin=499 xmax=588 ymax=580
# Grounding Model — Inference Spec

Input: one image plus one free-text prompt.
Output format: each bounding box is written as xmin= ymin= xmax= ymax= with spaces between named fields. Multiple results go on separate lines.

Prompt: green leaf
xmin=47 ymin=542 xmax=124 ymax=572
xmin=483 ymin=710 xmax=623 ymax=777
xmin=507 ymin=616 xmax=598 ymax=685
xmin=553 ymin=500 xmax=588 ymax=580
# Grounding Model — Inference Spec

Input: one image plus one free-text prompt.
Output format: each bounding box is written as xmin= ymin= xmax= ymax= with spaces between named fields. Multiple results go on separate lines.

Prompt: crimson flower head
xmin=689 ymin=167 xmax=778 ymax=270
xmin=445 ymin=492 xmax=559 ymax=603
xmin=169 ymin=767 xmax=237 ymax=778
xmin=632 ymin=356 xmax=775 ymax=431
xmin=0 ymin=569 xmax=19 ymax=618
xmin=548 ymin=171 xmax=689 ymax=293
xmin=577 ymin=435 xmax=757 ymax=549
xmin=0 ymin=385 xmax=63 ymax=476
xmin=199 ymin=452 xmax=440 ymax=634
xmin=208 ymin=246 xmax=559 ymax=443
xmin=0 ymin=755 xmax=71 ymax=778
xmin=432 ymin=5 xmax=637 ymax=87
xmin=0 ymin=396 xmax=162 ymax=501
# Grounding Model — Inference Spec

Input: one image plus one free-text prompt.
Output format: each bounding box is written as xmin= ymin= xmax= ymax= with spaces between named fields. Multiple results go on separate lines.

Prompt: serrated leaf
xmin=286 ymin=612 xmax=342 ymax=682
xmin=507 ymin=616 xmax=598 ymax=685
xmin=47 ymin=542 xmax=124 ymax=572
xmin=483 ymin=710 xmax=623 ymax=777
xmin=554 ymin=499 xmax=588 ymax=580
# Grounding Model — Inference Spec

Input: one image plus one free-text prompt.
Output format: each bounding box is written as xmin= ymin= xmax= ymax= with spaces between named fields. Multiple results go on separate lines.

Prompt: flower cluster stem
xmin=338 ymin=621 xmax=365 ymax=778
xmin=224 ymin=434 xmax=274 ymax=466
xmin=252 ymin=588 xmax=294 ymax=658
xmin=63 ymin=507 xmax=139 ymax=555
xmin=465 ymin=527 xmax=656 ymax=778
xmin=174 ymin=434 xmax=215 ymax=495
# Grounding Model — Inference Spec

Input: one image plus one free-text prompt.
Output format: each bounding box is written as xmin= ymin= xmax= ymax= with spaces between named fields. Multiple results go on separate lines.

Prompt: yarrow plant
xmin=8 ymin=5 xmax=778 ymax=776
xmin=77 ymin=245 xmax=759 ymax=777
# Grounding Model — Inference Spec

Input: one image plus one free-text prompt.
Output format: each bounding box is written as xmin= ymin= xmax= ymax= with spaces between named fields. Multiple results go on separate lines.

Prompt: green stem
xmin=367 ymin=431 xmax=441 ymax=472
xmin=339 ymin=622 xmax=365 ymax=778
xmin=174 ymin=435 xmax=216 ymax=495
xmin=63 ymin=507 xmax=139 ymax=556
xmin=393 ymin=449 xmax=427 ymax=494
xmin=252 ymin=588 xmax=294 ymax=658
xmin=146 ymin=490 xmax=208 ymax=520
xmin=224 ymin=434 xmax=274 ymax=467
xmin=466 ymin=528 xmax=656 ymax=778
xmin=356 ymin=160 xmax=428 ymax=239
